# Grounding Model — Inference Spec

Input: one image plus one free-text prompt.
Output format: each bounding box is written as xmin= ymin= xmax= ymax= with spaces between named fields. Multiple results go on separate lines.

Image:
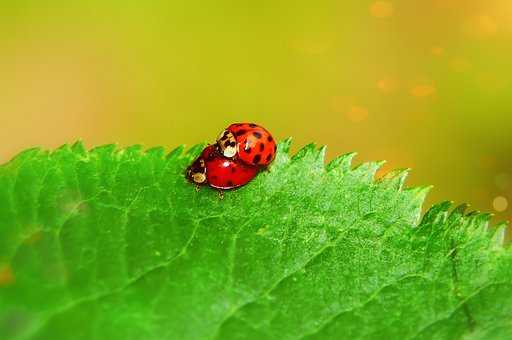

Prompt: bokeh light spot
xmin=464 ymin=14 xmax=499 ymax=38
xmin=377 ymin=78 xmax=397 ymax=93
xmin=431 ymin=46 xmax=444 ymax=56
xmin=370 ymin=1 xmax=394 ymax=18
xmin=475 ymin=15 xmax=498 ymax=35
xmin=493 ymin=196 xmax=508 ymax=212
xmin=346 ymin=106 xmax=369 ymax=122
xmin=410 ymin=84 xmax=436 ymax=98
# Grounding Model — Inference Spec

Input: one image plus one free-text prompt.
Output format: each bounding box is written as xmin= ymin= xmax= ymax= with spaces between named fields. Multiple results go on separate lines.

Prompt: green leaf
xmin=0 ymin=141 xmax=511 ymax=340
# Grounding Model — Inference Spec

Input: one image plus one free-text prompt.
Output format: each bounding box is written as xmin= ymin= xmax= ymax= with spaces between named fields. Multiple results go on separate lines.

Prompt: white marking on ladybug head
xmin=192 ymin=172 xmax=206 ymax=184
xmin=216 ymin=130 xmax=237 ymax=158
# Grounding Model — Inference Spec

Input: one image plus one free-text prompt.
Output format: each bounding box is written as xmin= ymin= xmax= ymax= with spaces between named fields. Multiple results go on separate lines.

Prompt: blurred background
xmin=1 ymin=1 xmax=511 ymax=222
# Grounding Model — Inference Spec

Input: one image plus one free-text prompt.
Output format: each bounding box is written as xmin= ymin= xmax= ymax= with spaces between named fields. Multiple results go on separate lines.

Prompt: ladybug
xmin=216 ymin=123 xmax=277 ymax=167
xmin=186 ymin=145 xmax=259 ymax=190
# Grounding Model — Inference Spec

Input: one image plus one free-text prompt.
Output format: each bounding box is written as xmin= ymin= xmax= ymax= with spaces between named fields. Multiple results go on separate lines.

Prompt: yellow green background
xmin=1 ymin=1 xmax=511 ymax=221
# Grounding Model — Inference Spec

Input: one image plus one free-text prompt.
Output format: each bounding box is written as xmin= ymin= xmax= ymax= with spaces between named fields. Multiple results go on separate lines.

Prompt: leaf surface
xmin=0 ymin=141 xmax=511 ymax=340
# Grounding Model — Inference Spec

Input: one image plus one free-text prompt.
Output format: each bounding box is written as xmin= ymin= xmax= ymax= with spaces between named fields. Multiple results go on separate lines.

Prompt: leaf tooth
xmin=71 ymin=140 xmax=86 ymax=155
xmin=124 ymin=144 xmax=144 ymax=152
xmin=64 ymin=141 xmax=88 ymax=161
xmin=351 ymin=160 xmax=386 ymax=182
xmin=317 ymin=145 xmax=327 ymax=163
xmin=326 ymin=152 xmax=357 ymax=174
xmin=465 ymin=210 xmax=480 ymax=217
xmin=277 ymin=137 xmax=292 ymax=155
xmin=145 ymin=146 xmax=165 ymax=158
xmin=291 ymin=143 xmax=317 ymax=161
xmin=120 ymin=145 xmax=144 ymax=158
xmin=3 ymin=147 xmax=42 ymax=167
xmin=90 ymin=144 xmax=117 ymax=157
xmin=378 ymin=168 xmax=410 ymax=191
xmin=421 ymin=201 xmax=453 ymax=225
xmin=270 ymin=139 xmax=293 ymax=168
xmin=467 ymin=212 xmax=492 ymax=233
xmin=166 ymin=145 xmax=185 ymax=160
xmin=405 ymin=185 xmax=432 ymax=205
xmin=54 ymin=143 xmax=71 ymax=153
xmin=447 ymin=203 xmax=470 ymax=226
xmin=490 ymin=222 xmax=508 ymax=247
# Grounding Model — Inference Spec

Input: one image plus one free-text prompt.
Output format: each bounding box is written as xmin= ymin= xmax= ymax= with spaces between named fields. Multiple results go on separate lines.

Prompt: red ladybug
xmin=186 ymin=145 xmax=259 ymax=190
xmin=216 ymin=123 xmax=276 ymax=167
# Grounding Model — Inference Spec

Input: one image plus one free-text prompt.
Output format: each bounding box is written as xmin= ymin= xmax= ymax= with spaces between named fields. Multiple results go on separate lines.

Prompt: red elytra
xmin=216 ymin=123 xmax=276 ymax=167
xmin=186 ymin=145 xmax=259 ymax=190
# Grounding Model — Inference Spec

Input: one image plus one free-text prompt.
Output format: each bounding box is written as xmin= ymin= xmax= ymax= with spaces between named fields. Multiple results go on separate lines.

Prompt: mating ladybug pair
xmin=187 ymin=123 xmax=276 ymax=190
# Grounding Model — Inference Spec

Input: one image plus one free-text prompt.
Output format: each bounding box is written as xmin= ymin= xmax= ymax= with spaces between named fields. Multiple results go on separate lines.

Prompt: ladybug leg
xmin=217 ymin=190 xmax=225 ymax=200
xmin=195 ymin=185 xmax=201 ymax=192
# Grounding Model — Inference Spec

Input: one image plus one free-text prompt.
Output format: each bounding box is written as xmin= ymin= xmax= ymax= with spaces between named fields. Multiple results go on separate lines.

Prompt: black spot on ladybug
xmin=249 ymin=123 xmax=257 ymax=128
xmin=253 ymin=154 xmax=261 ymax=164
xmin=227 ymin=180 xmax=233 ymax=187
xmin=212 ymin=175 xmax=218 ymax=179
xmin=207 ymin=153 xmax=216 ymax=161
xmin=253 ymin=131 xmax=262 ymax=139
xmin=231 ymin=168 xmax=236 ymax=173
xmin=267 ymin=136 xmax=273 ymax=142
xmin=259 ymin=143 xmax=265 ymax=152
xmin=235 ymin=129 xmax=247 ymax=136
xmin=266 ymin=154 xmax=272 ymax=162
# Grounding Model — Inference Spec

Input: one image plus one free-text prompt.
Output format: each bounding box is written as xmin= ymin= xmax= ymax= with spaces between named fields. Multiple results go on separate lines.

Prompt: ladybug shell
xmin=196 ymin=145 xmax=259 ymax=190
xmin=223 ymin=123 xmax=277 ymax=167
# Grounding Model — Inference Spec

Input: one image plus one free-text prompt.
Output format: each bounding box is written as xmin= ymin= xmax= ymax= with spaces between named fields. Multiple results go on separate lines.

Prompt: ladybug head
xmin=216 ymin=129 xmax=238 ymax=158
xmin=186 ymin=157 xmax=207 ymax=184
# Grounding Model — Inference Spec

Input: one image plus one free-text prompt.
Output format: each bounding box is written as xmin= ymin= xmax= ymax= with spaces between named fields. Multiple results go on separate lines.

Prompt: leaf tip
xmin=352 ymin=160 xmax=386 ymax=182
xmin=378 ymin=168 xmax=411 ymax=190
xmin=71 ymin=140 xmax=86 ymax=153
xmin=291 ymin=143 xmax=317 ymax=161
xmin=3 ymin=147 xmax=43 ymax=167
xmin=410 ymin=185 xmax=432 ymax=200
xmin=166 ymin=145 xmax=186 ymax=159
xmin=318 ymin=145 xmax=327 ymax=161
xmin=421 ymin=200 xmax=453 ymax=225
xmin=446 ymin=203 xmax=470 ymax=226
xmin=145 ymin=146 xmax=166 ymax=157
xmin=90 ymin=144 xmax=118 ymax=156
xmin=278 ymin=138 xmax=292 ymax=154
xmin=326 ymin=152 xmax=357 ymax=173
xmin=491 ymin=222 xmax=508 ymax=247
